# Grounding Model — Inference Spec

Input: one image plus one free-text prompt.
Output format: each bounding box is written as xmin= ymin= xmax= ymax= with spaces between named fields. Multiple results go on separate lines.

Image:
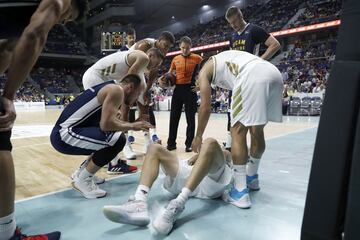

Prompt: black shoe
xmin=167 ymin=145 xmax=177 ymax=151
xmin=185 ymin=147 xmax=192 ymax=152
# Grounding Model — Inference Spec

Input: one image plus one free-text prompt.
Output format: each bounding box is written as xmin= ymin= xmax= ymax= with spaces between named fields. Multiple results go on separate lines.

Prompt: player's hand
xmin=191 ymin=136 xmax=202 ymax=153
xmin=131 ymin=121 xmax=153 ymax=131
xmin=158 ymin=76 xmax=167 ymax=88
xmin=142 ymin=93 xmax=149 ymax=105
xmin=0 ymin=96 xmax=16 ymax=131
xmin=187 ymin=153 xmax=199 ymax=166
xmin=136 ymin=113 xmax=150 ymax=122
xmin=191 ymin=85 xmax=199 ymax=93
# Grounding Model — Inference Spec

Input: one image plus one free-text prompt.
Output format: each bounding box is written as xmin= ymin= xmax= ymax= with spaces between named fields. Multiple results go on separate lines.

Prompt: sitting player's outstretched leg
xmin=103 ymin=144 xmax=178 ymax=226
xmin=152 ymin=138 xmax=232 ymax=235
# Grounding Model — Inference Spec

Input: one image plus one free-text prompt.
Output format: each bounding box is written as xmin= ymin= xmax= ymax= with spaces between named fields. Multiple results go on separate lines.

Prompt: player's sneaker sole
xmin=103 ymin=206 xmax=150 ymax=226
xmin=222 ymin=188 xmax=251 ymax=209
xmin=71 ymin=182 xmax=107 ymax=199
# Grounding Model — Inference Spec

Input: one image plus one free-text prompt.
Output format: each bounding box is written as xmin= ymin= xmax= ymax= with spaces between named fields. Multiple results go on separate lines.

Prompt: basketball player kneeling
xmin=50 ymin=74 xmax=152 ymax=199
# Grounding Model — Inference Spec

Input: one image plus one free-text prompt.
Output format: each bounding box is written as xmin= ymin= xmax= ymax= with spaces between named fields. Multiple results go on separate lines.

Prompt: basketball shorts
xmin=163 ymin=159 xmax=232 ymax=199
xmin=231 ymin=60 xmax=283 ymax=127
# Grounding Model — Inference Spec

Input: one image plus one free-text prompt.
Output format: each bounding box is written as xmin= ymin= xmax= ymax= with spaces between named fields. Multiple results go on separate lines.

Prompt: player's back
xmin=212 ymin=50 xmax=262 ymax=90
xmin=88 ymin=51 xmax=130 ymax=81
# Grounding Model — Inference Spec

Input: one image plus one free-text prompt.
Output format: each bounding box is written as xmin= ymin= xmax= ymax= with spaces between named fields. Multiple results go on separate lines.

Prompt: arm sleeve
xmin=252 ymin=25 xmax=270 ymax=44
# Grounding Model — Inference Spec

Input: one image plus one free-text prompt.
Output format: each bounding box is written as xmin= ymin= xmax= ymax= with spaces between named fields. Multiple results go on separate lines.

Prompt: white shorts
xmin=231 ymin=60 xmax=283 ymax=127
xmin=163 ymin=159 xmax=232 ymax=199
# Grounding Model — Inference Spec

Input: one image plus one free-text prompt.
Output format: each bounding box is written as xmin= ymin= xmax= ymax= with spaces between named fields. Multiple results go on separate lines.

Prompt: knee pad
xmin=0 ymin=131 xmax=12 ymax=151
xmin=92 ymin=133 xmax=126 ymax=167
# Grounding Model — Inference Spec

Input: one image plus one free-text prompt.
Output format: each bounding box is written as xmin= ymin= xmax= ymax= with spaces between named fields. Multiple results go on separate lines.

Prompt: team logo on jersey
xmin=225 ymin=61 xmax=240 ymax=77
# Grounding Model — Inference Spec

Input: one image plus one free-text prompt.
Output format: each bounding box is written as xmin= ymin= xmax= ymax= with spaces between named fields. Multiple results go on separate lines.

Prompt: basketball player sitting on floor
xmin=103 ymin=138 xmax=232 ymax=235
xmin=50 ymin=74 xmax=153 ymax=199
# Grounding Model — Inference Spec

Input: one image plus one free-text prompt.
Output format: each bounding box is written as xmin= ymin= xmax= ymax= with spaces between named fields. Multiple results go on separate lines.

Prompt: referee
xmin=165 ymin=36 xmax=202 ymax=152
xmin=224 ymin=6 xmax=281 ymax=151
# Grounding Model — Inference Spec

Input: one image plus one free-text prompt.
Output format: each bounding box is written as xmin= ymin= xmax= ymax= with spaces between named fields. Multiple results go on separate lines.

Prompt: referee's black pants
xmin=167 ymin=84 xmax=197 ymax=148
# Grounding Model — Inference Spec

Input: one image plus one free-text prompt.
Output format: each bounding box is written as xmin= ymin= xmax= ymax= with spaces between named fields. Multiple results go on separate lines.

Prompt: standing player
xmin=160 ymin=36 xmax=202 ymax=152
xmin=0 ymin=1 xmax=89 ymax=239
xmin=50 ymin=74 xmax=152 ymax=199
xmin=103 ymin=138 xmax=232 ymax=235
xmin=119 ymin=28 xmax=138 ymax=161
xmin=81 ymin=48 xmax=164 ymax=175
xmin=224 ymin=6 xmax=281 ymax=152
xmin=127 ymin=31 xmax=175 ymax=152
xmin=192 ymin=50 xmax=283 ymax=208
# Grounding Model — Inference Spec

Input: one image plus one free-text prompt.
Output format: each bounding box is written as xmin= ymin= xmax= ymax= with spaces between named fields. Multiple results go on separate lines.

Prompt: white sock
xmin=233 ymin=165 xmax=247 ymax=190
xmin=110 ymin=156 xmax=118 ymax=166
xmin=246 ymin=156 xmax=261 ymax=176
xmin=128 ymin=130 xmax=134 ymax=138
xmin=79 ymin=168 xmax=93 ymax=180
xmin=149 ymin=128 xmax=156 ymax=137
xmin=225 ymin=131 xmax=232 ymax=148
xmin=176 ymin=187 xmax=191 ymax=204
xmin=134 ymin=185 xmax=150 ymax=202
xmin=0 ymin=212 xmax=16 ymax=240
xmin=144 ymin=131 xmax=150 ymax=142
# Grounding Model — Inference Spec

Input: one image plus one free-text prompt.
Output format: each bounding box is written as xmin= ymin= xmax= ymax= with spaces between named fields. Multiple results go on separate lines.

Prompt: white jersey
xmin=130 ymin=38 xmax=156 ymax=50
xmin=87 ymin=51 xmax=132 ymax=81
xmin=211 ymin=50 xmax=261 ymax=90
xmin=210 ymin=50 xmax=283 ymax=127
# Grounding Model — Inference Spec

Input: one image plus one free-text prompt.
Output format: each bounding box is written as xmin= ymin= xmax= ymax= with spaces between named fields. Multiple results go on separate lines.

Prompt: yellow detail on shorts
xmin=111 ymin=64 xmax=117 ymax=74
xmin=232 ymin=87 xmax=243 ymax=118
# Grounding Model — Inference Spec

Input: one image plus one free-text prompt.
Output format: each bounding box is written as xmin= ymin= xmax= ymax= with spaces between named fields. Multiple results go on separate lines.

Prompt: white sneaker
xmin=72 ymin=175 xmax=107 ymax=199
xmin=222 ymin=186 xmax=251 ymax=209
xmin=152 ymin=199 xmax=185 ymax=235
xmin=103 ymin=196 xmax=150 ymax=226
xmin=124 ymin=144 xmax=137 ymax=160
xmin=71 ymin=160 xmax=105 ymax=185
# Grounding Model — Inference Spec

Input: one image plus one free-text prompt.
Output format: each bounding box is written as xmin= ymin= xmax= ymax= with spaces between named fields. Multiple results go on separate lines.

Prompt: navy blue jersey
xmin=51 ymin=80 xmax=125 ymax=154
xmin=230 ymin=23 xmax=270 ymax=55
xmin=55 ymin=80 xmax=115 ymax=129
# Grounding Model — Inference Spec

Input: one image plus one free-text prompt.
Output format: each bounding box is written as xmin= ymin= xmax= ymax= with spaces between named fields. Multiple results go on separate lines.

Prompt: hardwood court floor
xmin=12 ymin=109 xmax=319 ymax=200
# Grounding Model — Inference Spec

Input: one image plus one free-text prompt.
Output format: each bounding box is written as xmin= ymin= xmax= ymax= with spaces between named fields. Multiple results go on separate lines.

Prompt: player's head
xmin=146 ymin=47 xmax=165 ymax=70
xmin=156 ymin=31 xmax=175 ymax=55
xmin=179 ymin=36 xmax=192 ymax=57
xmin=225 ymin=6 xmax=244 ymax=32
xmin=60 ymin=0 xmax=90 ymax=23
xmin=120 ymin=74 xmax=143 ymax=105
xmin=125 ymin=28 xmax=136 ymax=47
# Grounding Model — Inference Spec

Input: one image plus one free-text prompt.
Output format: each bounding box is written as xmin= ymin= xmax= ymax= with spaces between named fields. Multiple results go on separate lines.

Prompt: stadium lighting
xmin=202 ymin=5 xmax=210 ymax=10
xmin=166 ymin=19 xmax=341 ymax=56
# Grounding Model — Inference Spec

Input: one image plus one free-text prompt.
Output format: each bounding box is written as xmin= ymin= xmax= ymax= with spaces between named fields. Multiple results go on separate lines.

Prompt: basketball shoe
xmin=152 ymin=199 xmax=185 ymax=235
xmin=103 ymin=196 xmax=150 ymax=226
xmin=10 ymin=228 xmax=61 ymax=240
xmin=222 ymin=186 xmax=251 ymax=209
xmin=72 ymin=174 xmax=106 ymax=199
xmin=71 ymin=159 xmax=105 ymax=184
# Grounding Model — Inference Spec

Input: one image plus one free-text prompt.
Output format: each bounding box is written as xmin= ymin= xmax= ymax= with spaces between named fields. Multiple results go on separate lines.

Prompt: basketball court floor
xmin=12 ymin=110 xmax=319 ymax=239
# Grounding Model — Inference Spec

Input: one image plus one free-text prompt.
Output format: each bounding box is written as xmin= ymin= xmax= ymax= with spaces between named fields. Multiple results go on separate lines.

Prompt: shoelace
xmin=84 ymin=177 xmax=98 ymax=191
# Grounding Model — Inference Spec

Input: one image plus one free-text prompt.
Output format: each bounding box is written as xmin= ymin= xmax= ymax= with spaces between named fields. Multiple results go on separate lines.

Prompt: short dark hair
xmin=225 ymin=6 xmax=242 ymax=20
xmin=179 ymin=36 xmax=192 ymax=46
xmin=121 ymin=74 xmax=141 ymax=87
xmin=147 ymin=47 xmax=165 ymax=60
xmin=158 ymin=31 xmax=175 ymax=45
xmin=74 ymin=0 xmax=90 ymax=22
xmin=125 ymin=28 xmax=136 ymax=36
